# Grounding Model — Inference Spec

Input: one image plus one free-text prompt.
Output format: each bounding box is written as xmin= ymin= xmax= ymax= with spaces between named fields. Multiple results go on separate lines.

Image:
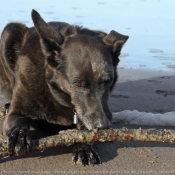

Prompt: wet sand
xmin=0 ymin=68 xmax=175 ymax=175
xmin=109 ymin=68 xmax=175 ymax=113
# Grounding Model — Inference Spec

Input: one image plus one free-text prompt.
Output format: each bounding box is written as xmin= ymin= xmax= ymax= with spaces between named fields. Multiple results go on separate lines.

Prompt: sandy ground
xmin=0 ymin=68 xmax=175 ymax=175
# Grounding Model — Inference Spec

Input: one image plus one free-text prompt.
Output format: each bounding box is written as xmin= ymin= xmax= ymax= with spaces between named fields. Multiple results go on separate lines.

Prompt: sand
xmin=0 ymin=67 xmax=175 ymax=175
xmin=109 ymin=68 xmax=175 ymax=113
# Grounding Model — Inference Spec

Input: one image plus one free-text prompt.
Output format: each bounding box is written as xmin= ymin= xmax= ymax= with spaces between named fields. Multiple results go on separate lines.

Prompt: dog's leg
xmin=3 ymin=110 xmax=33 ymax=155
xmin=72 ymin=122 xmax=101 ymax=166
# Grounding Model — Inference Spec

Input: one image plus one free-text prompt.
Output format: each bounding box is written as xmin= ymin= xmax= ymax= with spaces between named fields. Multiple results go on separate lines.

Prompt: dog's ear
xmin=31 ymin=9 xmax=63 ymax=68
xmin=1 ymin=23 xmax=28 ymax=72
xmin=103 ymin=30 xmax=129 ymax=66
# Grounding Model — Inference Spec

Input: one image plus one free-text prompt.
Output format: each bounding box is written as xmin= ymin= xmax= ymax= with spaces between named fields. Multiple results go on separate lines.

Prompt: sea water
xmin=0 ymin=0 xmax=175 ymax=71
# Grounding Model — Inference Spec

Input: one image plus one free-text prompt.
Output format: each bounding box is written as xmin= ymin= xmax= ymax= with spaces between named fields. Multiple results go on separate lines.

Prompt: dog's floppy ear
xmin=31 ymin=9 xmax=63 ymax=68
xmin=103 ymin=30 xmax=129 ymax=66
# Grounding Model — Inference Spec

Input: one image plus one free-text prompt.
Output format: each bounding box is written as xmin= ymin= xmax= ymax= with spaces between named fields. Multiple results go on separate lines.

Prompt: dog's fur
xmin=0 ymin=10 xmax=128 ymax=165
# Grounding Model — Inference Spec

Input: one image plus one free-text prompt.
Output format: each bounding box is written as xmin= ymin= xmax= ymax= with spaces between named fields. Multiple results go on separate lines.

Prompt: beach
xmin=0 ymin=67 xmax=175 ymax=175
xmin=110 ymin=68 xmax=175 ymax=113
xmin=0 ymin=0 xmax=175 ymax=174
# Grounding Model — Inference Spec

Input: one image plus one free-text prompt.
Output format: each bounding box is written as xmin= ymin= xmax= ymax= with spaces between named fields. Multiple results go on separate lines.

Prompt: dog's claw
xmin=7 ymin=125 xmax=32 ymax=155
xmin=72 ymin=143 xmax=101 ymax=166
xmin=72 ymin=150 xmax=78 ymax=164
xmin=7 ymin=127 xmax=19 ymax=153
xmin=86 ymin=149 xmax=101 ymax=166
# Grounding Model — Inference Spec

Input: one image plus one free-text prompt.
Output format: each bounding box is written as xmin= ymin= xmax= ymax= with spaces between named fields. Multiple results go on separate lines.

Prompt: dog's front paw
xmin=72 ymin=143 xmax=101 ymax=166
xmin=6 ymin=125 xmax=32 ymax=155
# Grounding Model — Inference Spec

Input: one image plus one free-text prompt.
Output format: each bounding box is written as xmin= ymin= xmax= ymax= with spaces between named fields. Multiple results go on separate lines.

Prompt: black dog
xmin=0 ymin=10 xmax=128 ymax=165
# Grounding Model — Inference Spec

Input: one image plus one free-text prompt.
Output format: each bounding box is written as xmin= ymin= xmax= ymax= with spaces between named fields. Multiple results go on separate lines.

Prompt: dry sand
xmin=0 ymin=68 xmax=175 ymax=175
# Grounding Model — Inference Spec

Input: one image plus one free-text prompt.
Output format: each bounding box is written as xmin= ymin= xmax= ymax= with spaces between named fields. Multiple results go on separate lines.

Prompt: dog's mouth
xmin=74 ymin=109 xmax=111 ymax=130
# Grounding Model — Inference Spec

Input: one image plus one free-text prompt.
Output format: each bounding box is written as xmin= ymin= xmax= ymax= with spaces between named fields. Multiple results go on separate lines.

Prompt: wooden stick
xmin=0 ymin=127 xmax=175 ymax=159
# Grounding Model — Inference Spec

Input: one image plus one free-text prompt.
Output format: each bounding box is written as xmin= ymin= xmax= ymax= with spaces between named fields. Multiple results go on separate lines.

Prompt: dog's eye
xmin=74 ymin=82 xmax=82 ymax=87
xmin=100 ymin=79 xmax=110 ymax=84
xmin=73 ymin=80 xmax=89 ymax=89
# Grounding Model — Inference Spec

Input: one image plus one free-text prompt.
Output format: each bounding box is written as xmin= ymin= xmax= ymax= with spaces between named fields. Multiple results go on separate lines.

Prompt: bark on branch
xmin=0 ymin=128 xmax=175 ymax=159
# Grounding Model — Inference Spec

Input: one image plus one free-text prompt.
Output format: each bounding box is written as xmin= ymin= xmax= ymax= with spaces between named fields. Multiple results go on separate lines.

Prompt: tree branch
xmin=0 ymin=128 xmax=175 ymax=159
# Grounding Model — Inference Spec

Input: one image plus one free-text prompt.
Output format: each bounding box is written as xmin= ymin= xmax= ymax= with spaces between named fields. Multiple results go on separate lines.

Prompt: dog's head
xmin=31 ymin=10 xmax=129 ymax=130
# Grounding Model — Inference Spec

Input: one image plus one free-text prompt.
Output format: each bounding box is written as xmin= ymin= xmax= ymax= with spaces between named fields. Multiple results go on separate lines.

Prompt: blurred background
xmin=0 ymin=0 xmax=175 ymax=71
